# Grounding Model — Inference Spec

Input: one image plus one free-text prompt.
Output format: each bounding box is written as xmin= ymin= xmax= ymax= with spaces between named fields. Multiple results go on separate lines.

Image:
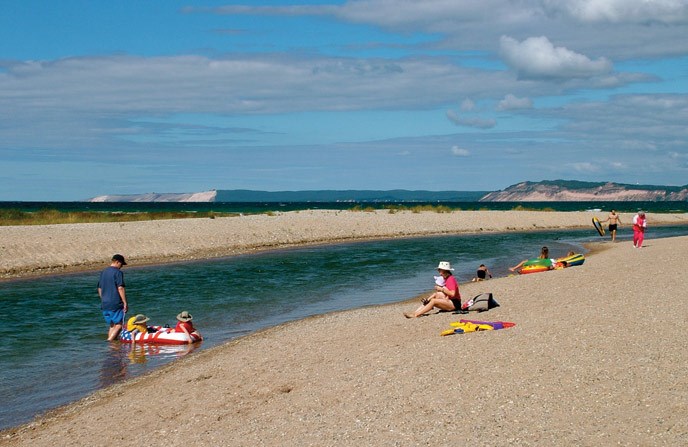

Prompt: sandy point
xmin=2 ymin=228 xmax=688 ymax=445
xmin=2 ymin=209 xmax=687 ymax=279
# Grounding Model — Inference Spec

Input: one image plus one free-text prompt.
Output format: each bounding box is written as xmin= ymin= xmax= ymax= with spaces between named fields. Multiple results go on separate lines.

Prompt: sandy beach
xmin=2 ymin=211 xmax=688 ymax=446
xmin=2 ymin=209 xmax=687 ymax=279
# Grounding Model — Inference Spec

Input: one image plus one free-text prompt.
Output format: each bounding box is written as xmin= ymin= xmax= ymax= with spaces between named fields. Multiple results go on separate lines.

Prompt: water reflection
xmin=98 ymin=343 xmax=128 ymax=388
xmin=98 ymin=342 xmax=200 ymax=387
xmin=122 ymin=342 xmax=199 ymax=366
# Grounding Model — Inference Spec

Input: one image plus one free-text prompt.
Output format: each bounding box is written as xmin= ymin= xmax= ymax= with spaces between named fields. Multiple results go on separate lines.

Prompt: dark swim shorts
xmin=609 ymin=224 xmax=618 ymax=231
xmin=450 ymin=298 xmax=462 ymax=311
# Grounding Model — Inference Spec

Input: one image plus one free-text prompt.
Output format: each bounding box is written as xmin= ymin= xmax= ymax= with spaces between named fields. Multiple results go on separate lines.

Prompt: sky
xmin=1 ymin=0 xmax=687 ymax=201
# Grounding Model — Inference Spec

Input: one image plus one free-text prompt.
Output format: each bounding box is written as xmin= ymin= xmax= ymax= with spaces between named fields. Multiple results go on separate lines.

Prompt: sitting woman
xmin=404 ymin=261 xmax=461 ymax=318
xmin=174 ymin=311 xmax=203 ymax=344
xmin=509 ymin=246 xmax=550 ymax=272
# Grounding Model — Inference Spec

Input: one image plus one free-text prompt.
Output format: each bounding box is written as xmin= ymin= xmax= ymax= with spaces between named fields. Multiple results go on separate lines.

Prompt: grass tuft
xmin=0 ymin=209 xmax=238 ymax=226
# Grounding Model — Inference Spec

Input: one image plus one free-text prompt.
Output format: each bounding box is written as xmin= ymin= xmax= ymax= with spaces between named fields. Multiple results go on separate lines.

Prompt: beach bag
xmin=461 ymin=293 xmax=500 ymax=312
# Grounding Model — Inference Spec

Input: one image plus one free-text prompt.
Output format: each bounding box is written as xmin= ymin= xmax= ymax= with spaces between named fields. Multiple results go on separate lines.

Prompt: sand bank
xmin=2 ymin=209 xmax=687 ymax=279
xmin=2 ymin=230 xmax=688 ymax=445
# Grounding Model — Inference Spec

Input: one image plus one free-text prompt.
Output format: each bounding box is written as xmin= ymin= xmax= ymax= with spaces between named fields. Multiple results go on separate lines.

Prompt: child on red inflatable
xmin=175 ymin=311 xmax=203 ymax=344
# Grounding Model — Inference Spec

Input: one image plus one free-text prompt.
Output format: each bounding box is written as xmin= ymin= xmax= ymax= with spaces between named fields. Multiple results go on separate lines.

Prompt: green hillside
xmin=215 ymin=189 xmax=487 ymax=202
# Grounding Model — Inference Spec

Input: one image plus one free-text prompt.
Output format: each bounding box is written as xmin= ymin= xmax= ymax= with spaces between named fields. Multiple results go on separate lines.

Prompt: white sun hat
xmin=437 ymin=261 xmax=454 ymax=271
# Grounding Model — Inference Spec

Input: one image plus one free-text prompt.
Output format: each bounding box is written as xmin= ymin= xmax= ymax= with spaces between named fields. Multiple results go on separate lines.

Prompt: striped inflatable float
xmin=555 ymin=253 xmax=585 ymax=268
xmin=119 ymin=326 xmax=202 ymax=345
xmin=519 ymin=258 xmax=553 ymax=274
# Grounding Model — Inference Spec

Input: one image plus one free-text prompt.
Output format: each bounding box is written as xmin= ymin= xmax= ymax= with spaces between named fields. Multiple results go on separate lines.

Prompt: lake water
xmin=2 ymin=224 xmax=688 ymax=430
xmin=2 ymin=200 xmax=687 ymax=214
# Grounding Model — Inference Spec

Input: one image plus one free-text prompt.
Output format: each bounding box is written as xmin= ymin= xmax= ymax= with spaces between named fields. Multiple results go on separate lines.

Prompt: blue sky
xmin=1 ymin=0 xmax=687 ymax=200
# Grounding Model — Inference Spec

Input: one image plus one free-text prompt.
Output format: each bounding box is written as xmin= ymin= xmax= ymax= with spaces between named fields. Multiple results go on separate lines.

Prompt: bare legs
xmin=107 ymin=323 xmax=122 ymax=341
xmin=404 ymin=293 xmax=457 ymax=318
xmin=509 ymin=260 xmax=526 ymax=272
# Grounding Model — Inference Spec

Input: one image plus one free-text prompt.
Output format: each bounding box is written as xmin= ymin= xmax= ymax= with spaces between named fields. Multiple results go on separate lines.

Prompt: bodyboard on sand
xmin=441 ymin=320 xmax=516 ymax=336
xmin=555 ymin=253 xmax=585 ymax=268
xmin=592 ymin=217 xmax=605 ymax=236
xmin=458 ymin=319 xmax=516 ymax=330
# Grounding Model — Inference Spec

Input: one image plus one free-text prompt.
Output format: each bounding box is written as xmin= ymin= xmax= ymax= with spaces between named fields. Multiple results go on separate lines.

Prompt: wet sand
xmin=2 ymin=211 xmax=688 ymax=446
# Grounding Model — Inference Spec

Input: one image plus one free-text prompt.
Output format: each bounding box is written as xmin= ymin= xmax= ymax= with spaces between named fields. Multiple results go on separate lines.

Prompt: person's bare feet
xmin=403 ymin=312 xmax=415 ymax=319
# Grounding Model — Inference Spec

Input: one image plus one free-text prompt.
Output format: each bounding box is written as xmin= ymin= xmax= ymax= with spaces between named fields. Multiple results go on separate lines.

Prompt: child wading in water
xmin=472 ymin=264 xmax=492 ymax=282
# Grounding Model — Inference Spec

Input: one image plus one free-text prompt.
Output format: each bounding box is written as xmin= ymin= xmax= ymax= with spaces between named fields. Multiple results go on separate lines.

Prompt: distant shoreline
xmin=2 ymin=209 xmax=688 ymax=280
xmin=3 ymin=199 xmax=688 ymax=214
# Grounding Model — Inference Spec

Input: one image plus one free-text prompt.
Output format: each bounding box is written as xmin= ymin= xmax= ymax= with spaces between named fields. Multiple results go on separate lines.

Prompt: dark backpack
xmin=462 ymin=292 xmax=500 ymax=312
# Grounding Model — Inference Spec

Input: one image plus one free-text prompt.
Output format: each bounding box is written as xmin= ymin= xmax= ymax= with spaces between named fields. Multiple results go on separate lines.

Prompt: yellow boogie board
xmin=592 ymin=217 xmax=605 ymax=236
xmin=441 ymin=322 xmax=494 ymax=335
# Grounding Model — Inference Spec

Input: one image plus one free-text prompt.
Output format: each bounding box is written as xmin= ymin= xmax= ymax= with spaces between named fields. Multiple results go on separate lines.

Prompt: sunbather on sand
xmin=509 ymin=246 xmax=549 ymax=272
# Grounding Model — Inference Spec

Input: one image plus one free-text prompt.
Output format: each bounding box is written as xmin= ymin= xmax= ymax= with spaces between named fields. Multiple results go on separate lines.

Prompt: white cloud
xmin=204 ymin=0 xmax=688 ymax=60
xmin=499 ymin=35 xmax=613 ymax=79
xmin=0 ymin=55 xmax=515 ymax=118
xmin=451 ymin=146 xmax=470 ymax=156
xmin=541 ymin=0 xmax=688 ymax=24
xmin=497 ymin=94 xmax=533 ymax=110
xmin=460 ymin=99 xmax=475 ymax=111
xmin=446 ymin=110 xmax=496 ymax=129
xmin=0 ymin=54 xmax=519 ymax=150
xmin=209 ymin=1 xmax=508 ymax=27
xmin=3 ymin=1 xmax=688 ymax=198
xmin=571 ymin=162 xmax=600 ymax=173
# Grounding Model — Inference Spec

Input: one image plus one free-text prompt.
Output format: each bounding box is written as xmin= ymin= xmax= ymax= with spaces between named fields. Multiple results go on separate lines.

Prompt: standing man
xmin=601 ymin=209 xmax=622 ymax=242
xmin=97 ymin=254 xmax=129 ymax=341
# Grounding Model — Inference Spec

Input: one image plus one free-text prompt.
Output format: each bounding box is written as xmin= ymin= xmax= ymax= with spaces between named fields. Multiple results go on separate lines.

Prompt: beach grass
xmin=353 ymin=204 xmax=455 ymax=213
xmin=0 ymin=208 xmax=239 ymax=226
xmin=511 ymin=204 xmax=557 ymax=212
xmin=352 ymin=203 xmax=561 ymax=213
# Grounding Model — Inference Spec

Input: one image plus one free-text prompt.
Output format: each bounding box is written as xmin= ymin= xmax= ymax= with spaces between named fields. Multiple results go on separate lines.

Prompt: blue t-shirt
xmin=98 ymin=266 xmax=125 ymax=311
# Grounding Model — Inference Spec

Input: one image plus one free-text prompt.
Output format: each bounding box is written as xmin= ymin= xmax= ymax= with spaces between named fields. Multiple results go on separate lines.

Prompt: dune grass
xmin=2 ymin=204 xmax=561 ymax=225
xmin=349 ymin=204 xmax=456 ymax=213
xmin=510 ymin=205 xmax=556 ymax=212
xmin=350 ymin=204 xmax=558 ymax=213
xmin=0 ymin=208 xmax=237 ymax=226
